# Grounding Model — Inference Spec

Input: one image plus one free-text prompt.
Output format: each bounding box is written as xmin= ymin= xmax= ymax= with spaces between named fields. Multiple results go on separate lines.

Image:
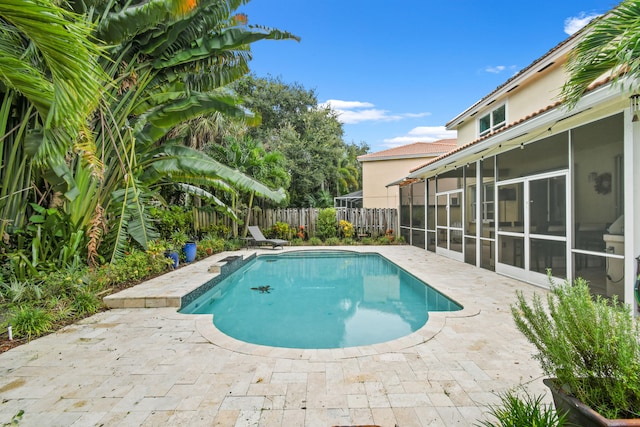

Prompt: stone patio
xmin=0 ymin=245 xmax=550 ymax=426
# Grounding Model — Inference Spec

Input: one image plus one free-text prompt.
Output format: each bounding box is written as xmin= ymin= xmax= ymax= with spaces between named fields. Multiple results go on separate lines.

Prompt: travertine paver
xmin=0 ymin=246 xmax=550 ymax=426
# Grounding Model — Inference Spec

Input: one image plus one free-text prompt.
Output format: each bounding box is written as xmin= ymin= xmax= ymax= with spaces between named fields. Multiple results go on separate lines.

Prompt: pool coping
xmin=103 ymin=246 xmax=481 ymax=360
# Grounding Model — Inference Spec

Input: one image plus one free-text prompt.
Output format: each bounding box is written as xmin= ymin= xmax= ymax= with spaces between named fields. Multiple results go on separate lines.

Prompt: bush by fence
xmin=192 ymin=207 xmax=397 ymax=239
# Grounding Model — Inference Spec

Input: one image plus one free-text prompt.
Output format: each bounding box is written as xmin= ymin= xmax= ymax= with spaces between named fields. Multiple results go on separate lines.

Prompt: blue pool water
xmin=180 ymin=250 xmax=462 ymax=349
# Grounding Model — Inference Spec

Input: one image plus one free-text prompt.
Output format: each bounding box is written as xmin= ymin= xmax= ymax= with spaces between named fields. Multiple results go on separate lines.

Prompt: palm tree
xmin=0 ymin=0 xmax=105 ymax=258
xmin=208 ymin=137 xmax=290 ymax=236
xmin=561 ymin=0 xmax=640 ymax=109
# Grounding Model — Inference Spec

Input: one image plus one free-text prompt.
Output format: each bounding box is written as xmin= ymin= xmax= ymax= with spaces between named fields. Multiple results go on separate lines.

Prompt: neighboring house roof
xmin=358 ymin=139 xmax=457 ymax=162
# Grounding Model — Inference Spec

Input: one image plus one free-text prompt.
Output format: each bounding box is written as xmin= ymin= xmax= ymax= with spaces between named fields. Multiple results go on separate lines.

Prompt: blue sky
xmin=238 ymin=1 xmax=617 ymax=153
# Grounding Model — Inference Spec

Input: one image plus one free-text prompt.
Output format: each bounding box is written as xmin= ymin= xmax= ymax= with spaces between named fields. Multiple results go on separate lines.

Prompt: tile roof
xmin=358 ymin=139 xmax=457 ymax=161
xmin=409 ymin=75 xmax=616 ymax=175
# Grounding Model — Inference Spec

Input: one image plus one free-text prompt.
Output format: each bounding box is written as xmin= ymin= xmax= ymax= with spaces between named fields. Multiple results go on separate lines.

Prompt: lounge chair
xmin=246 ymin=226 xmax=289 ymax=249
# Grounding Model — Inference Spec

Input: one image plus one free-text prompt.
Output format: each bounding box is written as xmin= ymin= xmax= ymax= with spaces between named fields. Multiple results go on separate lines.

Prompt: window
xmin=479 ymin=104 xmax=506 ymax=137
xmin=470 ymin=183 xmax=495 ymax=222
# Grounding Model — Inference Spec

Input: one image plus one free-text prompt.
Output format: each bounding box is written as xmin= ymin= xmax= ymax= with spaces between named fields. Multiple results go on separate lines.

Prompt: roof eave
xmin=410 ymin=82 xmax=625 ymax=179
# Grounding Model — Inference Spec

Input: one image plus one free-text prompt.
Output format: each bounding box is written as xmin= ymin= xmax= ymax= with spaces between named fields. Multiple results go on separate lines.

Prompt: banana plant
xmin=81 ymin=0 xmax=298 ymax=261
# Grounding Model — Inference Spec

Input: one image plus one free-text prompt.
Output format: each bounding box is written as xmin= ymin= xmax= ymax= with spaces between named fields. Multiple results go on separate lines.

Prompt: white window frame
xmin=470 ymin=182 xmax=495 ymax=223
xmin=478 ymin=104 xmax=506 ymax=137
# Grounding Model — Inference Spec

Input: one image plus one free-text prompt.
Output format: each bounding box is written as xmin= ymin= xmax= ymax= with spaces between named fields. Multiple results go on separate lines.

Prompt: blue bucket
xmin=184 ymin=242 xmax=197 ymax=263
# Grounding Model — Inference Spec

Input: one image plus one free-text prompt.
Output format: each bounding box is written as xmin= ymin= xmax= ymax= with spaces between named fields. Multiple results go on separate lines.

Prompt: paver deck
xmin=0 ymin=246 xmax=550 ymax=426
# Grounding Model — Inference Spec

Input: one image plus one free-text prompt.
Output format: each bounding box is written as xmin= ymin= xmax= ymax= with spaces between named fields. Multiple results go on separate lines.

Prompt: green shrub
xmin=315 ymin=208 xmax=337 ymax=240
xmin=308 ymin=237 xmax=323 ymax=246
xmin=45 ymin=295 xmax=74 ymax=321
xmin=290 ymin=238 xmax=305 ymax=246
xmin=224 ymin=239 xmax=244 ymax=251
xmin=72 ymin=288 xmax=103 ymax=316
xmin=376 ymin=236 xmax=392 ymax=245
xmin=89 ymin=247 xmax=172 ymax=289
xmin=342 ymin=237 xmax=355 ymax=246
xmin=338 ymin=220 xmax=354 ymax=238
xmin=8 ymin=305 xmax=53 ymax=340
xmin=270 ymin=222 xmax=291 ymax=240
xmin=149 ymin=206 xmax=193 ymax=240
xmin=512 ymin=276 xmax=640 ymax=419
xmin=324 ymin=237 xmax=341 ymax=246
xmin=478 ymin=387 xmax=567 ymax=427
xmin=361 ymin=237 xmax=375 ymax=245
xmin=0 ymin=278 xmax=43 ymax=303
xmin=205 ymin=223 xmax=230 ymax=239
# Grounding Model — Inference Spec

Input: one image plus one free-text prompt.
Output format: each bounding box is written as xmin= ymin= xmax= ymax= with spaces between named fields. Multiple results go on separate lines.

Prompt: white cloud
xmin=564 ymin=12 xmax=601 ymax=35
xmin=485 ymin=65 xmax=506 ymax=74
xmin=484 ymin=65 xmax=518 ymax=75
xmin=320 ymin=99 xmax=431 ymax=125
xmin=382 ymin=126 xmax=456 ymax=148
xmin=322 ymin=100 xmax=374 ymax=110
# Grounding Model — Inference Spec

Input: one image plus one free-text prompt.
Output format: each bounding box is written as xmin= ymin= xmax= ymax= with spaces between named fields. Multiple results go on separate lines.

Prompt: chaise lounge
xmin=246 ymin=226 xmax=289 ymax=249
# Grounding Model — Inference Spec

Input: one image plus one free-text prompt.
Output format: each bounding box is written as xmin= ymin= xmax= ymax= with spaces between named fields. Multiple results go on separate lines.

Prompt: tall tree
xmin=234 ymin=75 xmax=368 ymax=207
xmin=75 ymin=0 xmax=299 ymax=261
xmin=208 ymin=137 xmax=289 ymax=236
xmin=561 ymin=0 xmax=640 ymax=108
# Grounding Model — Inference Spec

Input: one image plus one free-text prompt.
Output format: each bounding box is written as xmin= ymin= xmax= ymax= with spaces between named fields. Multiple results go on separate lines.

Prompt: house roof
xmin=409 ymin=75 xmax=617 ymax=176
xmin=357 ymin=139 xmax=457 ymax=162
xmin=445 ymin=11 xmax=607 ymax=129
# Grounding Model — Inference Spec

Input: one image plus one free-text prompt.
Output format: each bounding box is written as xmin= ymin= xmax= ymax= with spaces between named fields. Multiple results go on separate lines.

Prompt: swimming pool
xmin=180 ymin=250 xmax=462 ymax=349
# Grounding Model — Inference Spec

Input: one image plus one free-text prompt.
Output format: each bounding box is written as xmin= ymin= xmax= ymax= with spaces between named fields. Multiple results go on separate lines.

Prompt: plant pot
xmin=165 ymin=250 xmax=179 ymax=269
xmin=183 ymin=242 xmax=197 ymax=263
xmin=543 ymin=379 xmax=640 ymax=427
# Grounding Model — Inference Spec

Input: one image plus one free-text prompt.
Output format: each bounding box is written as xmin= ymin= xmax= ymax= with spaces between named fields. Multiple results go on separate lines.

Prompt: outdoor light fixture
xmin=631 ymin=94 xmax=640 ymax=122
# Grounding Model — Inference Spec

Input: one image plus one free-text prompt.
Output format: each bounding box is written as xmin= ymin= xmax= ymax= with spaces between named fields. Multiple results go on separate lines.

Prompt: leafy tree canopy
xmin=233 ymin=75 xmax=369 ymax=207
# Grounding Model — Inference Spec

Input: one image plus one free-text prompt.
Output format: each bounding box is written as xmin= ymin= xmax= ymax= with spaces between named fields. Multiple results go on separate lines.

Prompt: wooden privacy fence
xmin=252 ymin=208 xmax=397 ymax=238
xmin=193 ymin=207 xmax=397 ymax=238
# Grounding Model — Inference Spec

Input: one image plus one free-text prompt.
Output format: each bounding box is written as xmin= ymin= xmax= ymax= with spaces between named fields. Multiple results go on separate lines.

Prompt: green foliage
xmin=315 ymin=208 xmax=337 ymax=240
xmin=290 ymin=237 xmax=305 ymax=246
xmin=477 ymin=387 xmax=567 ymax=427
xmin=270 ymin=222 xmax=290 ymax=240
xmin=324 ymin=237 xmax=341 ymax=246
xmin=204 ymin=223 xmax=231 ymax=239
xmin=8 ymin=305 xmax=53 ymax=340
xmin=223 ymin=239 xmax=244 ymax=251
xmin=561 ymin=0 xmax=640 ymax=109
xmin=0 ymin=278 xmax=43 ymax=303
xmin=338 ymin=220 xmax=354 ymax=238
xmin=512 ymin=277 xmax=640 ymax=419
xmin=149 ymin=206 xmax=193 ymax=240
xmin=342 ymin=237 xmax=355 ymax=246
xmin=361 ymin=237 xmax=375 ymax=245
xmin=308 ymin=237 xmax=323 ymax=246
xmin=170 ymin=230 xmax=189 ymax=250
xmin=234 ymin=75 xmax=369 ymax=207
xmin=72 ymin=288 xmax=102 ymax=316
xmin=198 ymin=236 xmax=225 ymax=256
xmin=89 ymin=248 xmax=172 ymax=288
xmin=6 ymin=204 xmax=86 ymax=280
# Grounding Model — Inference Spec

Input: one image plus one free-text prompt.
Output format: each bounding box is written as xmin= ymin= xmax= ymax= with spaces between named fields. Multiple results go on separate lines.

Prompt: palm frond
xmin=561 ymin=0 xmax=640 ymax=108
xmin=174 ymin=182 xmax=237 ymax=220
xmin=140 ymin=144 xmax=286 ymax=202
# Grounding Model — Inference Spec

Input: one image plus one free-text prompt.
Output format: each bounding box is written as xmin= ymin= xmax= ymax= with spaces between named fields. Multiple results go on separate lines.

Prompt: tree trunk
xmin=241 ymin=191 xmax=255 ymax=238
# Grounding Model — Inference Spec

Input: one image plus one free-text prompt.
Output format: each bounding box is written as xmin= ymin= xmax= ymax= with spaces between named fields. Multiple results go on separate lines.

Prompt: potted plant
xmin=168 ymin=230 xmax=188 ymax=266
xmin=183 ymin=236 xmax=197 ymax=263
xmin=511 ymin=276 xmax=640 ymax=425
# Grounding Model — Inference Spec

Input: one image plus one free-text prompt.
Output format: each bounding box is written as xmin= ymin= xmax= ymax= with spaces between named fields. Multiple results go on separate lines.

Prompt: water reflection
xmin=182 ymin=251 xmax=461 ymax=349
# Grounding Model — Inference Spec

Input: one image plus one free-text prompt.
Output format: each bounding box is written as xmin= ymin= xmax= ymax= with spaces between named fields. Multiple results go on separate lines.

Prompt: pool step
xmin=103 ymin=253 xmax=248 ymax=309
